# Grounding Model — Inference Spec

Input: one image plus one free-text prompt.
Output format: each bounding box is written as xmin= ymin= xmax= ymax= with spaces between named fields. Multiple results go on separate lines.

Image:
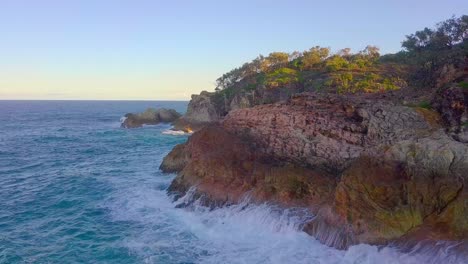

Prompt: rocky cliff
xmin=161 ymin=90 xmax=468 ymax=250
xmin=170 ymin=85 xmax=307 ymax=132
xmin=171 ymin=91 xmax=222 ymax=132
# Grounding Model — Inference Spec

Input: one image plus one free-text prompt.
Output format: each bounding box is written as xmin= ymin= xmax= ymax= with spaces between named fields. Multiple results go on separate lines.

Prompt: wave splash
xmin=108 ymin=182 xmax=467 ymax=264
xmin=162 ymin=129 xmax=190 ymax=136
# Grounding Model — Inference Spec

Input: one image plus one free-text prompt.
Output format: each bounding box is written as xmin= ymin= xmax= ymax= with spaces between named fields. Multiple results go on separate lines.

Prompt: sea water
xmin=0 ymin=100 xmax=465 ymax=264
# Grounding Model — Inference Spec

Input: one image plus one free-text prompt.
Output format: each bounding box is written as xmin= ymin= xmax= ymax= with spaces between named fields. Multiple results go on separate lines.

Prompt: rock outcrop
xmin=432 ymin=84 xmax=468 ymax=143
xmin=184 ymin=91 xmax=221 ymax=123
xmin=121 ymin=108 xmax=181 ymax=128
xmin=165 ymin=125 xmax=336 ymax=208
xmin=159 ymin=143 xmax=189 ymax=173
xmin=171 ymin=91 xmax=222 ymax=132
xmin=307 ymin=134 xmax=468 ymax=248
xmin=161 ymin=92 xmax=468 ymax=250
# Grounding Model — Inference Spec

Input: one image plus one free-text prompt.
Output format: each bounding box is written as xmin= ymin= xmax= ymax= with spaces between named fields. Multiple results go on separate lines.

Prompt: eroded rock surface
xmin=184 ymin=91 xmax=221 ymax=123
xmin=165 ymin=125 xmax=336 ymax=208
xmin=432 ymin=84 xmax=468 ymax=143
xmin=160 ymin=92 xmax=468 ymax=250
xmin=223 ymin=93 xmax=436 ymax=172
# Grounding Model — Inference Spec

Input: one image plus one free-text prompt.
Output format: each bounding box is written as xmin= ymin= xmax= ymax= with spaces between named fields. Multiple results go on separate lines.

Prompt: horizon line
xmin=0 ymin=99 xmax=190 ymax=102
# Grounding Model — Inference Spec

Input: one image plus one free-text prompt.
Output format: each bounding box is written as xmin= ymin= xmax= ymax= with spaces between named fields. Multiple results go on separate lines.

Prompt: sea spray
xmin=110 ymin=182 xmax=467 ymax=264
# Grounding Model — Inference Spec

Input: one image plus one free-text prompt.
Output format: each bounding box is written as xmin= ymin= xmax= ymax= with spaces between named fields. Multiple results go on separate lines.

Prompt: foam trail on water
xmin=107 ymin=181 xmax=468 ymax=264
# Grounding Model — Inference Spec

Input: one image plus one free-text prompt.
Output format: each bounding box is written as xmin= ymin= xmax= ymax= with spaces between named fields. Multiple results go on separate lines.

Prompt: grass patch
xmin=458 ymin=81 xmax=468 ymax=89
xmin=462 ymin=121 xmax=468 ymax=127
xmin=417 ymin=101 xmax=432 ymax=109
xmin=266 ymin=67 xmax=299 ymax=87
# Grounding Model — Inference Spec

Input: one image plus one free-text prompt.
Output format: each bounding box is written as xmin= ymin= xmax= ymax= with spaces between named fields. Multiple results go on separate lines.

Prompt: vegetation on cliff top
xmin=214 ymin=15 xmax=467 ymax=100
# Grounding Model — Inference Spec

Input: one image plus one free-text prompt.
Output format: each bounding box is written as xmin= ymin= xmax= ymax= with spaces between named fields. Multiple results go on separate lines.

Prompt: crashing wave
xmin=119 ymin=116 xmax=127 ymax=125
xmin=162 ymin=129 xmax=192 ymax=136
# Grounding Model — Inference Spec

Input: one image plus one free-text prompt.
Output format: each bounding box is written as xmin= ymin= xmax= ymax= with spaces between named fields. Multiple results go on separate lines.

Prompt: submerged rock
xmin=121 ymin=108 xmax=181 ymax=128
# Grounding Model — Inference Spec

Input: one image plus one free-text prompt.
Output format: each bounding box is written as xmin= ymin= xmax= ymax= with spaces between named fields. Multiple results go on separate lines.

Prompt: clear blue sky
xmin=0 ymin=0 xmax=467 ymax=100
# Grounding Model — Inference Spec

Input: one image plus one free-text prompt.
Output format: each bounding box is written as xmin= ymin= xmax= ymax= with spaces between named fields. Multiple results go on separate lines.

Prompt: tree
xmin=361 ymin=45 xmax=380 ymax=61
xmin=402 ymin=15 xmax=468 ymax=52
xmin=401 ymin=15 xmax=468 ymax=87
xmin=350 ymin=45 xmax=380 ymax=69
xmin=266 ymin=52 xmax=290 ymax=70
xmin=289 ymin=51 xmax=303 ymax=61
xmin=301 ymin=46 xmax=330 ymax=70
xmin=402 ymin=27 xmax=434 ymax=52
xmin=337 ymin=48 xmax=352 ymax=58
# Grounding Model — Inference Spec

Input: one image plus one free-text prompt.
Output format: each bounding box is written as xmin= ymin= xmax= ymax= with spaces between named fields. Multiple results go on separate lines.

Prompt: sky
xmin=0 ymin=0 xmax=467 ymax=100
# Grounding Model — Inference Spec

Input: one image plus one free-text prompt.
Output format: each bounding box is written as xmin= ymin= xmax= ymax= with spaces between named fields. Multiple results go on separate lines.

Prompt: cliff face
xmin=161 ymin=92 xmax=468 ymax=249
xmin=184 ymin=91 xmax=221 ymax=123
xmin=165 ymin=125 xmax=336 ymax=208
xmin=172 ymin=86 xmax=306 ymax=132
xmin=223 ymin=93 xmax=436 ymax=172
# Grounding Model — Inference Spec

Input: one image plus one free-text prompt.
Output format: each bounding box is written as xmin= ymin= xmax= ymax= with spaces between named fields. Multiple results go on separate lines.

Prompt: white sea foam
xmin=162 ymin=129 xmax=190 ymax=136
xmin=119 ymin=116 xmax=127 ymax=124
xmin=107 ymin=180 xmax=468 ymax=264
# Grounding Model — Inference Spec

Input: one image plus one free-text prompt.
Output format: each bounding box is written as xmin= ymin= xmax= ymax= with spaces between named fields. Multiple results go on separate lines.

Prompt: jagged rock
xmin=161 ymin=92 xmax=468 ymax=249
xmin=223 ymin=93 xmax=437 ymax=172
xmin=432 ymin=85 xmax=467 ymax=127
xmin=168 ymin=91 xmax=222 ymax=133
xmin=230 ymin=93 xmax=252 ymax=111
xmin=121 ymin=108 xmax=181 ymax=128
xmin=306 ymin=133 xmax=468 ymax=248
xmin=171 ymin=117 xmax=209 ymax=133
xmin=184 ymin=91 xmax=221 ymax=123
xmin=159 ymin=143 xmax=189 ymax=173
xmin=166 ymin=125 xmax=335 ymax=207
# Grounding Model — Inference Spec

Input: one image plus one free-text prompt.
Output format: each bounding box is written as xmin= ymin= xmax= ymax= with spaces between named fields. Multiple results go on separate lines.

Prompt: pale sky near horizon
xmin=0 ymin=0 xmax=467 ymax=100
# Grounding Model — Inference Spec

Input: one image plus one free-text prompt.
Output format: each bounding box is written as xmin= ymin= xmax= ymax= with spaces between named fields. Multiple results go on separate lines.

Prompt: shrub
xmin=326 ymin=55 xmax=349 ymax=71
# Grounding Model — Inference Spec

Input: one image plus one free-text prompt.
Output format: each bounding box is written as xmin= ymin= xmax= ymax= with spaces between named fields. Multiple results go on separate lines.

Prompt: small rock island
xmin=121 ymin=108 xmax=181 ymax=128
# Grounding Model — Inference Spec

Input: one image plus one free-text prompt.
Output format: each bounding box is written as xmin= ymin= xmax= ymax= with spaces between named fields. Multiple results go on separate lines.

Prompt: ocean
xmin=0 ymin=101 xmax=464 ymax=264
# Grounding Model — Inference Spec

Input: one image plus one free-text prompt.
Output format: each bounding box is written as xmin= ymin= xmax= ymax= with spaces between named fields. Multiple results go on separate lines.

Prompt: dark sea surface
xmin=0 ymin=101 xmax=465 ymax=264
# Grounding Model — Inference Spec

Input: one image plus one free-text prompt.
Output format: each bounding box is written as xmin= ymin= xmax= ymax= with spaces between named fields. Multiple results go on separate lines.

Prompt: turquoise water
xmin=0 ymin=101 xmax=465 ymax=264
